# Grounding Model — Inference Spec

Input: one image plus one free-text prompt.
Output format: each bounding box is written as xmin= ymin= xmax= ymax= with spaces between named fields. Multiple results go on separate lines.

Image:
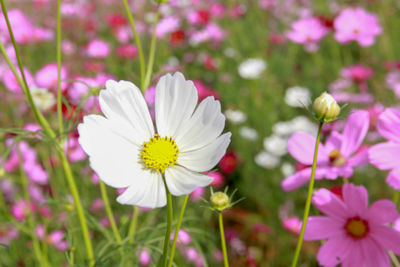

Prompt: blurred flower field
xmin=1 ymin=0 xmax=400 ymax=266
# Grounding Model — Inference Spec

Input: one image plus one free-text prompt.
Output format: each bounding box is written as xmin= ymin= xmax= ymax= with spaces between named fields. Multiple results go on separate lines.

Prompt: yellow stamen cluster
xmin=345 ymin=217 xmax=368 ymax=239
xmin=329 ymin=149 xmax=346 ymax=166
xmin=140 ymin=134 xmax=179 ymax=173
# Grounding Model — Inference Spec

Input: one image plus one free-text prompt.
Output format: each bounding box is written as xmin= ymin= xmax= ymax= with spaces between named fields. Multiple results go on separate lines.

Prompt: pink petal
xmin=341 ymin=243 xmax=364 ymax=267
xmin=371 ymin=225 xmax=400 ymax=255
xmin=316 ymin=234 xmax=351 ymax=267
xmin=324 ymin=131 xmax=342 ymax=152
xmin=386 ymin=169 xmax=400 ymax=190
xmin=312 ymin=188 xmax=348 ymax=220
xmin=340 ymin=110 xmax=369 ymax=157
xmin=361 ymin=237 xmax=391 ymax=267
xmin=347 ymin=146 xmax=369 ymax=167
xmin=288 ymin=132 xmax=328 ymax=165
xmin=342 ymin=183 xmax=368 ymax=216
xmin=376 ymin=108 xmax=400 ymax=143
xmin=369 ymin=142 xmax=400 ymax=170
xmin=281 ymin=167 xmax=326 ymax=192
xmin=366 ymin=200 xmax=399 ymax=225
xmin=304 ymin=216 xmax=343 ymax=241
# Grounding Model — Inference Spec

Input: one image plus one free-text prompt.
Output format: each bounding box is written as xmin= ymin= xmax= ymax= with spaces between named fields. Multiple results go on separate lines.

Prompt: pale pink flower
xmin=304 ymin=183 xmax=400 ymax=267
xmin=2 ymin=67 xmax=35 ymax=93
xmin=139 ymin=249 xmax=151 ymax=266
xmin=282 ymin=216 xmax=302 ymax=235
xmin=386 ymin=70 xmax=400 ymax=98
xmin=12 ymin=199 xmax=36 ymax=220
xmin=282 ymin=111 xmax=370 ymax=191
xmin=35 ymin=63 xmax=68 ymax=92
xmin=334 ymin=8 xmax=382 ymax=46
xmin=86 ymin=39 xmax=110 ymax=58
xmin=287 ymin=17 xmax=328 ymax=44
xmin=64 ymin=134 xmax=87 ymax=162
xmin=369 ymin=108 xmax=400 ymax=189
xmin=156 ymin=16 xmax=180 ymax=38
xmin=190 ymin=187 xmax=205 ymax=201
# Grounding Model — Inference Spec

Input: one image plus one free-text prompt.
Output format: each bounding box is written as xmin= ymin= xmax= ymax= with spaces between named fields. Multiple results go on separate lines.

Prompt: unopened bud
xmin=313 ymin=92 xmax=340 ymax=122
xmin=210 ymin=192 xmax=230 ymax=211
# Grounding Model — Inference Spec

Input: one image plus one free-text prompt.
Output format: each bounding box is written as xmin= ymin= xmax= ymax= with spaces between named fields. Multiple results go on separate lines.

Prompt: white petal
xmin=165 ymin=165 xmax=212 ymax=196
xmin=175 ymin=96 xmax=225 ymax=151
xmin=78 ymin=115 xmax=142 ymax=188
xmin=99 ymin=80 xmax=154 ymax=145
xmin=155 ymin=72 xmax=198 ymax=138
xmin=117 ymin=171 xmax=166 ymax=208
xmin=178 ymin=132 xmax=231 ymax=172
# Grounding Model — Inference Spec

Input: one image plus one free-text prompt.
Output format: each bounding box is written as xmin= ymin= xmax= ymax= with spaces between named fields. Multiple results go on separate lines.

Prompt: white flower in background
xmin=281 ymin=162 xmax=295 ymax=177
xmin=225 ymin=109 xmax=247 ymax=124
xmin=272 ymin=116 xmax=317 ymax=137
xmin=284 ymin=86 xmax=311 ymax=107
xmin=254 ymin=151 xmax=280 ymax=169
xmin=263 ymin=135 xmax=287 ymax=156
xmin=78 ymin=72 xmax=231 ymax=208
xmin=30 ymin=86 xmax=56 ymax=111
xmin=238 ymin=58 xmax=266 ymax=79
xmin=239 ymin=126 xmax=258 ymax=140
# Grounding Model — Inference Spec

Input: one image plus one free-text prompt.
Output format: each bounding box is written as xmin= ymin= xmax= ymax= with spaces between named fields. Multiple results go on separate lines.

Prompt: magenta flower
xmin=304 ymin=183 xmax=400 ymax=267
xmin=35 ymin=63 xmax=68 ymax=92
xmin=286 ymin=17 xmax=329 ymax=44
xmin=282 ymin=110 xmax=369 ymax=191
xmin=86 ymin=39 xmax=110 ymax=58
xmin=369 ymin=108 xmax=400 ymax=189
xmin=334 ymin=8 xmax=382 ymax=47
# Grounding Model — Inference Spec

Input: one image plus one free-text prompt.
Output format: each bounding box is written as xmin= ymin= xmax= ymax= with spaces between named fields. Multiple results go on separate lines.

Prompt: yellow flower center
xmin=140 ymin=134 xmax=179 ymax=173
xmin=345 ymin=217 xmax=368 ymax=239
xmin=329 ymin=149 xmax=346 ymax=166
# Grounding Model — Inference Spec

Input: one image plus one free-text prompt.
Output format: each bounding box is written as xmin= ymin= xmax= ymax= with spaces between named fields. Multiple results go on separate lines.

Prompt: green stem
xmin=167 ymin=194 xmax=189 ymax=267
xmin=99 ymin=181 xmax=122 ymax=244
xmin=0 ymin=0 xmax=55 ymax=139
xmin=122 ymin=0 xmax=146 ymax=91
xmin=291 ymin=121 xmax=323 ymax=267
xmin=56 ymin=0 xmax=64 ymax=139
xmin=218 ymin=212 xmax=229 ymax=267
xmin=57 ymin=149 xmax=95 ymax=266
xmin=128 ymin=206 xmax=140 ymax=244
xmin=161 ymin=177 xmax=173 ymax=267
xmin=393 ymin=190 xmax=399 ymax=207
xmin=143 ymin=7 xmax=160 ymax=92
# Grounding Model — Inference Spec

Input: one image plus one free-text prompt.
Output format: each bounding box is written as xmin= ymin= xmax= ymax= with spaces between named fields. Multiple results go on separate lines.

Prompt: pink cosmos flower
xmin=386 ymin=70 xmax=400 ymax=98
xmin=36 ymin=225 xmax=69 ymax=251
xmin=341 ymin=64 xmax=374 ymax=85
xmin=116 ymin=44 xmax=138 ymax=59
xmin=304 ymin=183 xmax=400 ymax=267
xmin=286 ymin=17 xmax=328 ymax=44
xmin=282 ymin=216 xmax=302 ymax=235
xmin=2 ymin=67 xmax=35 ymax=93
xmin=369 ymin=108 xmax=400 ymax=189
xmin=86 ymin=39 xmax=110 ymax=58
xmin=156 ymin=16 xmax=180 ymax=38
xmin=190 ymin=187 xmax=205 ymax=201
xmin=282 ymin=110 xmax=370 ymax=191
xmin=334 ymin=8 xmax=382 ymax=47
xmin=35 ymin=63 xmax=68 ymax=92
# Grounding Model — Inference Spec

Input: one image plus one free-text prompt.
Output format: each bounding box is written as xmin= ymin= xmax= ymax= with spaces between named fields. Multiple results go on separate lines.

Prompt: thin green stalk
xmin=393 ymin=190 xmax=399 ymax=207
xmin=143 ymin=7 xmax=160 ymax=92
xmin=160 ymin=177 xmax=173 ymax=267
xmin=128 ymin=206 xmax=140 ymax=244
xmin=218 ymin=212 xmax=229 ymax=267
xmin=58 ymin=149 xmax=95 ymax=266
xmin=17 ymin=145 xmax=48 ymax=267
xmin=0 ymin=0 xmax=55 ymax=139
xmin=291 ymin=121 xmax=323 ymax=267
xmin=167 ymin=194 xmax=189 ymax=267
xmin=99 ymin=181 xmax=122 ymax=244
xmin=122 ymin=0 xmax=146 ymax=91
xmin=56 ymin=0 xmax=64 ymax=139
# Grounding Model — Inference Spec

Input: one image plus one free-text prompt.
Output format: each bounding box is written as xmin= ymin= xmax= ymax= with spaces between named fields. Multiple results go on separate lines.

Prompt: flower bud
xmin=210 ymin=192 xmax=230 ymax=211
xmin=313 ymin=92 xmax=340 ymax=122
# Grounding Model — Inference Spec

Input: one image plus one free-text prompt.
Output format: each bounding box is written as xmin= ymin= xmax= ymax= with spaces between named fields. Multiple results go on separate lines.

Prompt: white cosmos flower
xmin=78 ymin=72 xmax=231 ymax=208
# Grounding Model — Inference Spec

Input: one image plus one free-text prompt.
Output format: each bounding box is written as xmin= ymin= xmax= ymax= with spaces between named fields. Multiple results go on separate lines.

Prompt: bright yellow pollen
xmin=345 ymin=218 xmax=368 ymax=239
xmin=140 ymin=134 xmax=179 ymax=173
xmin=329 ymin=149 xmax=346 ymax=166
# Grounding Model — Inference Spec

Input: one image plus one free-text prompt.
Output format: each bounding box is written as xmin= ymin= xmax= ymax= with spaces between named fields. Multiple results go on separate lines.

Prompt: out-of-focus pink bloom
xmin=36 ymin=225 xmax=69 ymax=251
xmin=24 ymin=123 xmax=42 ymax=139
xmin=144 ymin=85 xmax=156 ymax=106
xmin=208 ymin=171 xmax=225 ymax=187
xmin=341 ymin=64 xmax=374 ymax=84
xmin=219 ymin=151 xmax=238 ymax=174
xmin=210 ymin=3 xmax=226 ymax=18
xmin=386 ymin=71 xmax=400 ymax=98
xmin=86 ymin=39 xmax=110 ymax=58
xmin=334 ymin=7 xmax=382 ymax=46
xmin=91 ymin=173 xmax=100 ymax=184
xmin=330 ymin=92 xmax=374 ymax=104
xmin=394 ymin=217 xmax=400 ymax=233
xmin=189 ymin=23 xmax=226 ymax=45
xmin=170 ymin=30 xmax=186 ymax=45
xmin=230 ymin=4 xmax=246 ymax=18
xmin=156 ymin=17 xmax=180 ymax=38
xmin=190 ymin=187 xmax=205 ymax=201
xmin=253 ymin=222 xmax=271 ymax=234
xmin=35 ymin=63 xmax=68 ymax=92
xmin=282 ymin=216 xmax=302 ymax=235
xmin=12 ymin=199 xmax=36 ymax=220
xmin=259 ymin=0 xmax=275 ymax=10
xmin=29 ymin=184 xmax=46 ymax=204
xmin=286 ymin=17 xmax=328 ymax=44
xmin=282 ymin=110 xmax=370 ymax=191
xmin=187 ymin=10 xmax=210 ymax=25
xmin=139 ymin=249 xmax=151 ymax=266
xmin=304 ymin=183 xmax=400 ymax=267
xmin=0 ymin=225 xmax=19 ymax=245
xmin=100 ymin=217 xmax=111 ymax=228
xmin=106 ymin=13 xmax=127 ymax=31
xmin=193 ymin=80 xmax=219 ymax=101
xmin=116 ymin=44 xmax=138 ymax=59
xmin=64 ymin=134 xmax=87 ymax=162
xmin=170 ymin=230 xmax=192 ymax=245
xmin=2 ymin=67 xmax=35 ymax=93
xmin=1 ymin=179 xmax=16 ymax=201
xmin=369 ymin=108 xmax=400 ymax=189
xmin=61 ymin=40 xmax=76 ymax=55
xmin=90 ymin=198 xmax=105 ymax=213
xmin=269 ymin=33 xmax=286 ymax=45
